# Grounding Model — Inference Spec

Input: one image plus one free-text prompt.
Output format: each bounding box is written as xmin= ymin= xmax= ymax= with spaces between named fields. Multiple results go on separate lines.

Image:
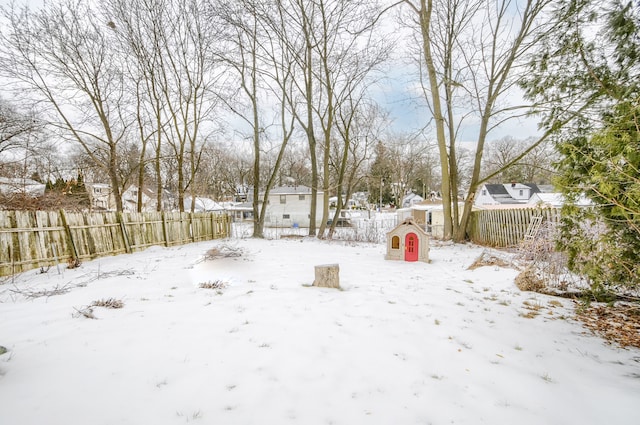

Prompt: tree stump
xmin=312 ymin=263 xmax=340 ymax=289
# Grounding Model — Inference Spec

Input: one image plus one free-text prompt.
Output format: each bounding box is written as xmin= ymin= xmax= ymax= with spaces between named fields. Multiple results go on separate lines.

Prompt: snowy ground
xmin=1 ymin=235 xmax=639 ymax=425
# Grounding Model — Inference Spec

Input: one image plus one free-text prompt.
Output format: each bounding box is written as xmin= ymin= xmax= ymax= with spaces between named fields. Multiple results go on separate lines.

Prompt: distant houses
xmin=474 ymin=183 xmax=543 ymax=206
xmin=473 ymin=182 xmax=590 ymax=209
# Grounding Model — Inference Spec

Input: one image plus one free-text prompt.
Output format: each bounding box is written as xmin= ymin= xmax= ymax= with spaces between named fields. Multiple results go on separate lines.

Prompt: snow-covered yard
xmin=1 ymin=237 xmax=639 ymax=425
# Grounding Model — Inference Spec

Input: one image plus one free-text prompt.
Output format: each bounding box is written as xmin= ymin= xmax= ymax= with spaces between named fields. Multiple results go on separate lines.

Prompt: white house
xmin=122 ymin=185 xmax=157 ymax=212
xmin=86 ymin=183 xmax=116 ymax=211
xmin=474 ymin=183 xmax=542 ymax=207
xmin=528 ymin=192 xmax=593 ymax=208
xmin=264 ymin=185 xmax=323 ymax=228
xmin=402 ymin=192 xmax=424 ymax=208
xmin=396 ymin=202 xmax=466 ymax=239
xmin=528 ymin=193 xmax=565 ymax=208
xmin=0 ymin=177 xmax=45 ymax=197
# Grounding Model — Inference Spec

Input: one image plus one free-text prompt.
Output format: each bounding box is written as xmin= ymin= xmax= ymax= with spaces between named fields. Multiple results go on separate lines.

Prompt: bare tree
xmin=214 ymin=0 xmax=297 ymax=237
xmin=106 ymin=0 xmax=169 ymax=212
xmin=0 ymin=0 xmax=134 ymax=211
xmin=482 ymin=136 xmax=557 ymax=184
xmin=282 ymin=0 xmax=395 ymax=238
xmin=0 ymin=98 xmax=43 ymax=159
xmin=403 ymin=0 xmax=554 ymax=240
xmin=328 ymin=99 xmax=386 ymax=238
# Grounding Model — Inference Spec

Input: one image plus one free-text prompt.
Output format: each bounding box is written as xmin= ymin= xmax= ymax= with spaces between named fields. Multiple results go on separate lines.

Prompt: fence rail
xmin=0 ymin=210 xmax=231 ymax=276
xmin=468 ymin=207 xmax=561 ymax=247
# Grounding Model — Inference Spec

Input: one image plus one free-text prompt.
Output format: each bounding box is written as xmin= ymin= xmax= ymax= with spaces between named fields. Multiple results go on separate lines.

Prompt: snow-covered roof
xmin=268 ymin=185 xmax=320 ymax=195
xmin=184 ymin=197 xmax=224 ymax=212
xmin=0 ymin=177 xmax=45 ymax=195
xmin=529 ymin=193 xmax=565 ymax=207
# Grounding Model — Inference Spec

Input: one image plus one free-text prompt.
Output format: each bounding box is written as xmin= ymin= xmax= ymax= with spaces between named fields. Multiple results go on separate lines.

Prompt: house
xmin=402 ymin=192 xmax=424 ymax=208
xmin=397 ymin=202 xmax=466 ymax=239
xmin=385 ymin=217 xmax=430 ymax=263
xmin=528 ymin=192 xmax=565 ymax=208
xmin=0 ymin=177 xmax=45 ymax=197
xmin=264 ymin=185 xmax=323 ymax=228
xmin=86 ymin=183 xmax=116 ymax=211
xmin=122 ymin=185 xmax=178 ymax=212
xmin=225 ymin=202 xmax=254 ymax=221
xmin=122 ymin=185 xmax=157 ymax=212
xmin=474 ymin=183 xmax=542 ymax=206
xmin=528 ymin=192 xmax=593 ymax=208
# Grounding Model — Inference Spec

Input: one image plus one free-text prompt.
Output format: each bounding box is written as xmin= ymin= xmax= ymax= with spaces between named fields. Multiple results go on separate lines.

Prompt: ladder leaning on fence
xmin=519 ymin=215 xmax=545 ymax=260
xmin=523 ymin=215 xmax=544 ymax=242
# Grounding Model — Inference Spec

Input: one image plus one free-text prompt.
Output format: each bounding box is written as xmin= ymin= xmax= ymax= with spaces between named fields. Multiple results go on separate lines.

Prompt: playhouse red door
xmin=405 ymin=233 xmax=418 ymax=262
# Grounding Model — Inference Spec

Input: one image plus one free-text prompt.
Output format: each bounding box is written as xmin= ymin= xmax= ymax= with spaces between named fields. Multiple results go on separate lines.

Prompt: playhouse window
xmin=299 ymin=195 xmax=305 ymax=200
xmin=280 ymin=195 xmax=286 ymax=204
xmin=391 ymin=236 xmax=400 ymax=249
xmin=283 ymin=214 xmax=290 ymax=219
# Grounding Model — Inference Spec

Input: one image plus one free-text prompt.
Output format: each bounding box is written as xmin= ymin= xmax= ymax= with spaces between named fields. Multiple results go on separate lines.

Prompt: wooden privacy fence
xmin=0 ymin=210 xmax=232 ymax=276
xmin=468 ymin=207 xmax=561 ymax=247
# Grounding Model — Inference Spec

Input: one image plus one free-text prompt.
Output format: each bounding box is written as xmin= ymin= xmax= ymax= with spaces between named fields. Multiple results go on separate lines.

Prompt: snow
xmin=1 ymin=235 xmax=639 ymax=425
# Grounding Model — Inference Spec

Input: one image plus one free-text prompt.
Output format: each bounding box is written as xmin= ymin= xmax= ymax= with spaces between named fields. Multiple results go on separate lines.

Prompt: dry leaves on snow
xmin=577 ymin=303 xmax=640 ymax=349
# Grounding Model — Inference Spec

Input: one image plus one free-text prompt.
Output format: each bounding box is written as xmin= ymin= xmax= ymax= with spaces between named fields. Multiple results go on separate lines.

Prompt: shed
xmin=385 ymin=217 xmax=430 ymax=263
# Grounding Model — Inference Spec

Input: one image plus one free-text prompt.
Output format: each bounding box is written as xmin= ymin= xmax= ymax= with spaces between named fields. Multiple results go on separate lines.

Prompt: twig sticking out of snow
xmin=73 ymin=298 xmax=124 ymax=319
xmin=10 ymin=283 xmax=72 ymax=299
xmin=72 ymin=306 xmax=96 ymax=319
xmin=91 ymin=298 xmax=124 ymax=309
xmin=199 ymin=280 xmax=227 ymax=290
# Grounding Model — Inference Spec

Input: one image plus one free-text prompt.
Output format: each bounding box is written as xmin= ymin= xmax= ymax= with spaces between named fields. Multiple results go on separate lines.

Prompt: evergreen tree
xmin=53 ymin=178 xmax=66 ymax=192
xmin=368 ymin=141 xmax=394 ymax=207
xmin=73 ymin=172 xmax=90 ymax=208
xmin=522 ymin=0 xmax=639 ymax=292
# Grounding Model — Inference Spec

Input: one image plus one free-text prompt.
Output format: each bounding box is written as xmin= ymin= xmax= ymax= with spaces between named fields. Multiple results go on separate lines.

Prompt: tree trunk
xmin=418 ymin=0 xmax=452 ymax=239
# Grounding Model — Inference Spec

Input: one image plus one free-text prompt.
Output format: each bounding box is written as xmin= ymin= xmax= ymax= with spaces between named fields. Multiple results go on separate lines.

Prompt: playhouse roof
xmin=386 ymin=217 xmax=429 ymax=236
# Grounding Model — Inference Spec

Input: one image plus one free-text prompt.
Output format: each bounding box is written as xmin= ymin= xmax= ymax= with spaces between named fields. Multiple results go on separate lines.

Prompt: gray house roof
xmin=484 ymin=184 xmax=509 ymax=196
xmin=481 ymin=183 xmax=542 ymax=205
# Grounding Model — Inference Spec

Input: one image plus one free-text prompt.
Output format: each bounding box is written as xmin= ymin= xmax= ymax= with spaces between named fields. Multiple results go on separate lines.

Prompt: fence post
xmin=117 ymin=212 xmax=132 ymax=253
xmin=189 ymin=213 xmax=195 ymax=242
xmin=162 ymin=211 xmax=170 ymax=247
xmin=59 ymin=210 xmax=79 ymax=261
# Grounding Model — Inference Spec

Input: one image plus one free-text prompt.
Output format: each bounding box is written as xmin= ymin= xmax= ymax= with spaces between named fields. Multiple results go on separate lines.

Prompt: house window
xmin=280 ymin=195 xmax=286 ymax=204
xmin=283 ymin=214 xmax=290 ymax=219
xmin=299 ymin=194 xmax=305 ymax=201
xmin=482 ymin=189 xmax=486 ymax=196
xmin=94 ymin=187 xmax=102 ymax=194
xmin=391 ymin=236 xmax=400 ymax=249
xmin=519 ymin=189 xmax=523 ymax=196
